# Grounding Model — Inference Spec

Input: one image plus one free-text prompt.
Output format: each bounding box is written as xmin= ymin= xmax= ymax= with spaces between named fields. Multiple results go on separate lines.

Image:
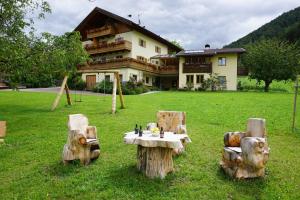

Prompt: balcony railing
xmin=86 ymin=26 xmax=114 ymax=38
xmin=183 ymin=63 xmax=212 ymax=73
xmin=159 ymin=65 xmax=179 ymax=75
xmin=78 ymin=58 xmax=179 ymax=75
xmin=85 ymin=40 xmax=132 ymax=55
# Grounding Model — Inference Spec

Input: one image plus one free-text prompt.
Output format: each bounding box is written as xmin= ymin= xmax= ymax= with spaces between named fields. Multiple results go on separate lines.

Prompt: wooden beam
xmin=65 ymin=84 xmax=72 ymax=106
xmin=51 ymin=75 xmax=68 ymax=111
xmin=115 ymin=72 xmax=125 ymax=109
xmin=111 ymin=74 xmax=117 ymax=114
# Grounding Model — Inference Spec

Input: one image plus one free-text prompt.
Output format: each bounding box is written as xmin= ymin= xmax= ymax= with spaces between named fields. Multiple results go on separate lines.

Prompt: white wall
xmin=130 ymin=31 xmax=168 ymax=61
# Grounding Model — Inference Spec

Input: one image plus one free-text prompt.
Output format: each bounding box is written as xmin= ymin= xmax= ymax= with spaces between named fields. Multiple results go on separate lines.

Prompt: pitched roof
xmin=74 ymin=7 xmax=182 ymax=52
xmin=176 ymin=48 xmax=246 ymax=56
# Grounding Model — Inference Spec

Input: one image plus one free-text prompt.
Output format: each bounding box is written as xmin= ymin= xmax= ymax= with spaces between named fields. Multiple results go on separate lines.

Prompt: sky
xmin=35 ymin=0 xmax=300 ymax=49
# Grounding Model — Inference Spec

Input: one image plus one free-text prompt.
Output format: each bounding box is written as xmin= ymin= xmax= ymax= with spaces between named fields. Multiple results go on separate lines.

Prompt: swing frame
xmin=100 ymin=71 xmax=125 ymax=114
xmin=51 ymin=71 xmax=125 ymax=114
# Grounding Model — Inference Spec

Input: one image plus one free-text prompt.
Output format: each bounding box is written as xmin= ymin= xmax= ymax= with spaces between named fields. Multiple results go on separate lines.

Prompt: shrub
xmin=237 ymin=80 xmax=243 ymax=91
xmin=197 ymin=73 xmax=220 ymax=91
xmin=67 ymin=73 xmax=86 ymax=90
xmin=93 ymin=78 xmax=149 ymax=95
xmin=93 ymin=80 xmax=113 ymax=93
xmin=186 ymin=82 xmax=194 ymax=91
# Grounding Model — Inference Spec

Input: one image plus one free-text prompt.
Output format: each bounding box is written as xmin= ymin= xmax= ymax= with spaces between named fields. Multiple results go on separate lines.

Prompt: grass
xmin=238 ymin=77 xmax=296 ymax=93
xmin=0 ymin=90 xmax=300 ymax=199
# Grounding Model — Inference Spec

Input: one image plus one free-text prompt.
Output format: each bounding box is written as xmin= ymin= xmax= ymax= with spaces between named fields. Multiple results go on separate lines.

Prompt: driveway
xmin=1 ymin=87 xmax=109 ymax=96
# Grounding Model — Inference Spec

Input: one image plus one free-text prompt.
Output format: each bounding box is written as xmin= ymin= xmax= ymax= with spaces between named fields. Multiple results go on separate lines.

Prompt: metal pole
xmin=292 ymin=76 xmax=299 ymax=132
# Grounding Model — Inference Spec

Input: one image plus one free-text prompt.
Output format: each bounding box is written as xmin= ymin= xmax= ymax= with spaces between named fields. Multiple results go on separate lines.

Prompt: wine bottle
xmin=160 ymin=127 xmax=164 ymax=138
xmin=139 ymin=126 xmax=143 ymax=137
xmin=134 ymin=124 xmax=139 ymax=134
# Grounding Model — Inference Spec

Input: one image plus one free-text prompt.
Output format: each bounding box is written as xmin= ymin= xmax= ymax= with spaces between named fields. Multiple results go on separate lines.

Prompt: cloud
xmin=34 ymin=0 xmax=300 ymax=49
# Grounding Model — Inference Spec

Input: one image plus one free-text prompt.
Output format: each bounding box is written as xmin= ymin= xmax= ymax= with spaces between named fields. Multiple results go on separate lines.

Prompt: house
xmin=75 ymin=7 xmax=245 ymax=91
xmin=177 ymin=48 xmax=245 ymax=90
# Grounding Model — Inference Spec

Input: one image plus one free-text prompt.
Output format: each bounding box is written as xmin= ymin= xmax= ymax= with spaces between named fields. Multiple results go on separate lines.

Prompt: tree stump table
xmin=124 ymin=131 xmax=191 ymax=179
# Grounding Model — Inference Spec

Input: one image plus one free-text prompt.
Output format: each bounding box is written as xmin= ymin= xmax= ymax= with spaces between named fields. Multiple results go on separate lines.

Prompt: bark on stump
xmin=137 ymin=145 xmax=174 ymax=179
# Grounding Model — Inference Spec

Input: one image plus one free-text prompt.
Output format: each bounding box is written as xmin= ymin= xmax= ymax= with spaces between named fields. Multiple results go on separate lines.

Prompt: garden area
xmin=0 ymin=90 xmax=299 ymax=199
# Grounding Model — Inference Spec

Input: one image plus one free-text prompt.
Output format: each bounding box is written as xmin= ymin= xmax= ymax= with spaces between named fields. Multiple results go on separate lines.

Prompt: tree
xmin=0 ymin=0 xmax=51 ymax=85
xmin=170 ymin=40 xmax=183 ymax=49
xmin=243 ymin=39 xmax=300 ymax=92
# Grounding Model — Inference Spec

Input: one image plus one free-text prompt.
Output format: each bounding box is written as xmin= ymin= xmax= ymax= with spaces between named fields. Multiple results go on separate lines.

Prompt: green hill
xmin=225 ymin=6 xmax=300 ymax=48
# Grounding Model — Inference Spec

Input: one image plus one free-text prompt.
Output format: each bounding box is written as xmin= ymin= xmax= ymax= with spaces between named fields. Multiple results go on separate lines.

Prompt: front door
xmin=86 ymin=75 xmax=96 ymax=90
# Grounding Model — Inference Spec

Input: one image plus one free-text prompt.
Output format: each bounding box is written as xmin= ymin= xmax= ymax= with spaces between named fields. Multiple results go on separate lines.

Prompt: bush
xmin=67 ymin=73 xmax=86 ymax=90
xmin=93 ymin=78 xmax=149 ymax=95
xmin=186 ymin=82 xmax=194 ymax=91
xmin=237 ymin=80 xmax=243 ymax=91
xmin=93 ymin=80 xmax=113 ymax=93
xmin=197 ymin=73 xmax=220 ymax=91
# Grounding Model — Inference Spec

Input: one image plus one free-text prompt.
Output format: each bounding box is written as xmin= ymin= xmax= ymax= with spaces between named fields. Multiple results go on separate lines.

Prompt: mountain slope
xmin=225 ymin=6 xmax=300 ymax=48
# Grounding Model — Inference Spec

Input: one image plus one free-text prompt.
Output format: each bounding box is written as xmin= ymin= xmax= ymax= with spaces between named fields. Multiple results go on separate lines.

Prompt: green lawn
xmin=0 ymin=91 xmax=300 ymax=199
xmin=238 ymin=77 xmax=296 ymax=93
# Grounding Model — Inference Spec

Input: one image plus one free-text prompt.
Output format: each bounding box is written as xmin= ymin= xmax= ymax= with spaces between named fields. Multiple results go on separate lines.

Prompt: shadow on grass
xmin=216 ymin=167 xmax=267 ymax=199
xmin=105 ymin=164 xmax=176 ymax=196
xmin=41 ymin=160 xmax=86 ymax=178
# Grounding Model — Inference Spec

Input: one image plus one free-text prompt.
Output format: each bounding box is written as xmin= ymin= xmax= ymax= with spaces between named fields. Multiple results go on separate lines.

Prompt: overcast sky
xmin=35 ymin=0 xmax=300 ymax=49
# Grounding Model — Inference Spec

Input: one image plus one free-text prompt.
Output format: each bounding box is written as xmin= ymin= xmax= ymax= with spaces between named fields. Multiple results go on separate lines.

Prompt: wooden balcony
xmin=183 ymin=63 xmax=212 ymax=73
xmin=85 ymin=40 xmax=132 ymax=55
xmin=86 ymin=26 xmax=114 ymax=39
xmin=159 ymin=65 xmax=179 ymax=75
xmin=78 ymin=58 xmax=179 ymax=75
xmin=78 ymin=58 xmax=158 ymax=74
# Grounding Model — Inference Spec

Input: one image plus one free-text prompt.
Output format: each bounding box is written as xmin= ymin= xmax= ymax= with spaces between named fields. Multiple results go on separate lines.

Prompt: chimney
xmin=205 ymin=44 xmax=210 ymax=49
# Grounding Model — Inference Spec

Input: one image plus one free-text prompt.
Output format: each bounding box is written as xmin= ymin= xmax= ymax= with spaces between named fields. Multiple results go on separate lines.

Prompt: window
xmin=139 ymin=39 xmax=146 ymax=47
xmin=105 ymin=75 xmax=110 ymax=82
xmin=218 ymin=76 xmax=227 ymax=89
xmin=155 ymin=46 xmax=161 ymax=54
xmin=218 ymin=57 xmax=226 ymax=66
xmin=146 ymin=76 xmax=150 ymax=84
xmin=132 ymin=74 xmax=137 ymax=81
xmin=196 ymin=75 xmax=204 ymax=84
xmin=186 ymin=75 xmax=194 ymax=84
xmin=116 ymin=55 xmax=123 ymax=59
xmin=155 ymin=60 xmax=159 ymax=65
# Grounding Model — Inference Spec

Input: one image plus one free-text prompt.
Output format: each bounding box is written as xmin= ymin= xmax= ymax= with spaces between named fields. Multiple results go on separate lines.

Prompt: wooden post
xmin=65 ymin=84 xmax=72 ymax=106
xmin=292 ymin=75 xmax=299 ymax=132
xmin=115 ymin=72 xmax=125 ymax=109
xmin=0 ymin=121 xmax=6 ymax=143
xmin=111 ymin=74 xmax=117 ymax=114
xmin=51 ymin=75 xmax=68 ymax=111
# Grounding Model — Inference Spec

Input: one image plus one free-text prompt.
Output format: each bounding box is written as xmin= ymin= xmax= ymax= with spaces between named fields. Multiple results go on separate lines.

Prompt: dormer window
xmin=139 ymin=39 xmax=146 ymax=48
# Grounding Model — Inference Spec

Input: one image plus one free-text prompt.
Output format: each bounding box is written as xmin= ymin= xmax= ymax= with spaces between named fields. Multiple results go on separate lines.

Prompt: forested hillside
xmin=226 ymin=6 xmax=300 ymax=47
